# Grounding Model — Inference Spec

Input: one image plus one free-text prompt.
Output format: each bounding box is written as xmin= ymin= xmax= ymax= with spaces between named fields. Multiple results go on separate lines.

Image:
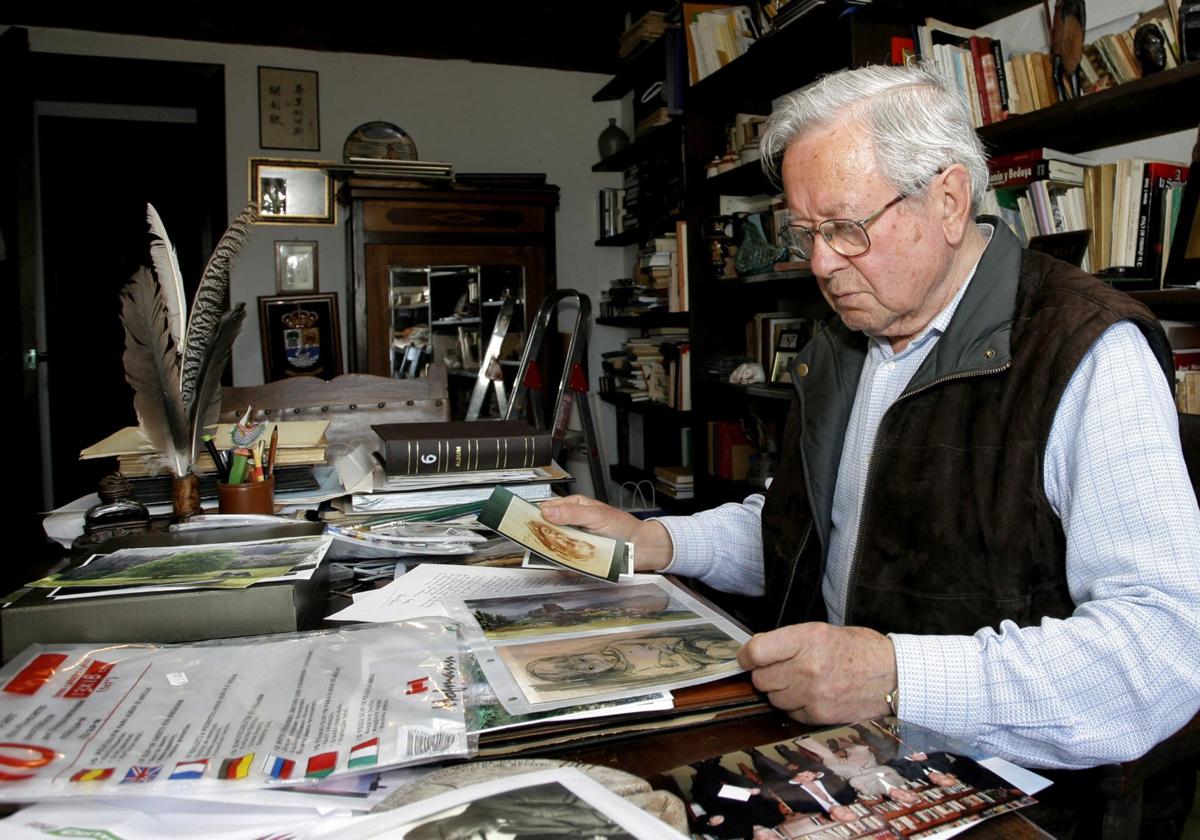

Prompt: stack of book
xmin=683 ymin=4 xmax=758 ymax=85
xmin=331 ymin=159 xmax=454 ymax=181
xmin=619 ymin=10 xmax=668 ymax=59
xmin=355 ymin=420 xmax=570 ymax=514
xmin=984 ymin=147 xmax=1189 ymax=282
xmin=81 ymin=422 xmax=330 ymax=479
xmin=600 ymin=329 xmax=691 ymax=410
xmin=916 ymin=6 xmax=1182 ymax=123
xmin=707 ymin=420 xmax=753 ymax=481
xmin=654 ymin=465 xmax=695 ymax=500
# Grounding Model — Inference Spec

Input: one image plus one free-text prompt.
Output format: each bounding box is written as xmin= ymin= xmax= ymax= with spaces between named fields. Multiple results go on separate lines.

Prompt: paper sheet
xmin=326 ymin=564 xmax=655 ymax=623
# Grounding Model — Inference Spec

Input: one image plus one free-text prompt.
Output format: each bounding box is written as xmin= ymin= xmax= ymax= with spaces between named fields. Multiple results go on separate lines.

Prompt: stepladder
xmin=465 ymin=290 xmax=608 ymax=503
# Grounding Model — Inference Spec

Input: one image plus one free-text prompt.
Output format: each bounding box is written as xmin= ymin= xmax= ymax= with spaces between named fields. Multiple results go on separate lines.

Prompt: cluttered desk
xmin=0 ymin=204 xmax=1051 ymax=839
xmin=0 ymin=407 xmax=1051 ymax=840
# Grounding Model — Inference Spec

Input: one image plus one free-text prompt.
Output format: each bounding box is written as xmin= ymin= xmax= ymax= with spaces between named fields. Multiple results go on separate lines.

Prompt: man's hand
xmin=737 ymin=623 xmax=897 ymax=723
xmin=540 ymin=495 xmax=674 ymax=571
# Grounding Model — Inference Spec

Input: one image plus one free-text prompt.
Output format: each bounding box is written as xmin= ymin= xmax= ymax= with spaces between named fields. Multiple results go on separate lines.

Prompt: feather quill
xmin=120 ymin=267 xmax=190 ymax=478
xmin=186 ymin=303 xmax=246 ymax=466
xmin=145 ymin=203 xmax=187 ymax=357
xmin=180 ymin=202 xmax=257 ymax=412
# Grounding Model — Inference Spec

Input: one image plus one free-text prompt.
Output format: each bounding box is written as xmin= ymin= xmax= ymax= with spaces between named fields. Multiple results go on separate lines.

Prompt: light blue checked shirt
xmin=658 ymin=228 xmax=1200 ymax=769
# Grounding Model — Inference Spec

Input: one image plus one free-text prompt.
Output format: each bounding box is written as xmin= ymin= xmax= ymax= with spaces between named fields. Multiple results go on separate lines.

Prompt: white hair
xmin=760 ymin=62 xmax=989 ymax=210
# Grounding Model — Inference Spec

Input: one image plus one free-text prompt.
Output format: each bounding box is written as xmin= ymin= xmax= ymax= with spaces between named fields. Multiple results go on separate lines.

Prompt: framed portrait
xmin=258 ymin=293 xmax=342 ymax=382
xmin=772 ymin=350 xmax=798 ymax=383
xmin=249 ymin=158 xmax=335 ymax=225
xmin=258 ymin=66 xmax=320 ymax=151
xmin=274 ymin=241 xmax=318 ymax=294
xmin=775 ymin=328 xmax=802 ymax=352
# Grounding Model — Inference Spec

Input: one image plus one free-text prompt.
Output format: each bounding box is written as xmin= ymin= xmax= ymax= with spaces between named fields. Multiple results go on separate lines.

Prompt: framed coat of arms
xmin=258 ymin=293 xmax=342 ymax=382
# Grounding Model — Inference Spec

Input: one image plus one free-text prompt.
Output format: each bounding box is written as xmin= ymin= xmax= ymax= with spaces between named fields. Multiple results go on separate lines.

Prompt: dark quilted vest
xmin=760 ymin=221 xmax=1172 ymax=635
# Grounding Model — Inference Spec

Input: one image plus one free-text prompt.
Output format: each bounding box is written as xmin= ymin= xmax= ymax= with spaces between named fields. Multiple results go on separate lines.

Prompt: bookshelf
xmin=593 ymin=1 xmax=1199 ymax=506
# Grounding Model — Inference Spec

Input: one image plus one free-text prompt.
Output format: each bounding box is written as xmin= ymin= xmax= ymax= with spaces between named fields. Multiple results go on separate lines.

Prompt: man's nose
xmin=808 ymin=231 xmax=849 ymax=277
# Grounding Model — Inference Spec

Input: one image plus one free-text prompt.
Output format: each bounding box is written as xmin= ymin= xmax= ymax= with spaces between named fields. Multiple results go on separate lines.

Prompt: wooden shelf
xmin=703 ymin=157 xmax=775 ymax=196
xmin=703 ymin=380 xmax=794 ymax=402
xmin=977 ymin=62 xmax=1200 ymax=157
xmin=595 ymin=229 xmax=643 ymax=247
xmin=592 ymin=119 xmax=682 ymax=172
xmin=596 ymin=311 xmax=691 ymax=329
xmin=728 ymin=266 xmax=814 ymax=284
xmin=1128 ymin=288 xmax=1200 ymax=321
xmin=593 ymin=38 xmax=667 ymax=102
xmin=599 ymin=392 xmax=692 ymax=421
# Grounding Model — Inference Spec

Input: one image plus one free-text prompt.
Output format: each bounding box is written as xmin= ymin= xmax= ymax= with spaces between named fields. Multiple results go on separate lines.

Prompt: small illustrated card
xmin=478 ymin=486 xmax=624 ymax=583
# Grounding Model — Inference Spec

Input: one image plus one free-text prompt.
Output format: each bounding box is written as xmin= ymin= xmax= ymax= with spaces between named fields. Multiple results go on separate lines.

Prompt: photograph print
xmin=664 ymin=719 xmax=1038 ymax=840
xmin=390 ymin=781 xmax=638 ymax=839
xmin=463 ymin=580 xmax=701 ymax=641
xmin=496 ymin=622 xmax=745 ymax=708
xmin=31 ymin=536 xmax=327 ymax=591
xmin=478 ymin=486 xmax=625 ymax=583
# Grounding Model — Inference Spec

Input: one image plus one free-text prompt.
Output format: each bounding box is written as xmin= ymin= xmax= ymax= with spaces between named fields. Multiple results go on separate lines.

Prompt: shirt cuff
xmin=653 ymin=515 xmax=716 ymax=579
xmin=889 ymin=633 xmax=983 ymax=741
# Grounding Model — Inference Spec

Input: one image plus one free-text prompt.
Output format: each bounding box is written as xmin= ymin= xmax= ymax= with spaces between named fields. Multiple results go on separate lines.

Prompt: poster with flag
xmin=347 ymin=737 xmax=379 ymax=769
xmin=220 ymin=753 xmax=255 ymax=780
xmin=0 ymin=620 xmax=468 ymax=800
xmin=305 ymin=750 xmax=338 ymax=779
xmin=121 ymin=765 xmax=161 ymax=784
xmin=261 ymin=753 xmax=296 ymax=780
xmin=169 ymin=759 xmax=208 ymax=780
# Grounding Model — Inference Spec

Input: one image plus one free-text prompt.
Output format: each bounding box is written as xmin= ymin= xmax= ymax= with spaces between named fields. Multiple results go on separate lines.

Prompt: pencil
xmin=266 ymin=425 xmax=279 ymax=478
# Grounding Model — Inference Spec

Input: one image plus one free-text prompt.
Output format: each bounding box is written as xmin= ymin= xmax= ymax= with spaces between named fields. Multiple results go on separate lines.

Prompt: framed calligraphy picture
xmin=258 ymin=66 xmax=320 ymax=151
xmin=258 ymin=293 xmax=343 ymax=382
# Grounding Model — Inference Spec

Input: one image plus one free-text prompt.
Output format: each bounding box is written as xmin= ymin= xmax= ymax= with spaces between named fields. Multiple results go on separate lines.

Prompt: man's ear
xmin=935 ymin=163 xmax=974 ymax=246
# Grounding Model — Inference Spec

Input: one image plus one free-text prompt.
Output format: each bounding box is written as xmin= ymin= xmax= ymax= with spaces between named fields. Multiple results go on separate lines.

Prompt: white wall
xmin=12 ymin=24 xmax=630 ymax=490
xmin=984 ymin=0 xmax=1194 ymax=163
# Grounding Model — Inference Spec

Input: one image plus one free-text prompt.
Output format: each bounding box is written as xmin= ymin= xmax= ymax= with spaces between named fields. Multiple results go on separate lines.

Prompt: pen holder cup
xmin=217 ymin=477 xmax=275 ymax=515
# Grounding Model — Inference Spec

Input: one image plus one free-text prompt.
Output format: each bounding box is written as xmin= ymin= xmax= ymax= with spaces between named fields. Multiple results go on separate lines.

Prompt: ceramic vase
xmin=597 ymin=118 xmax=630 ymax=160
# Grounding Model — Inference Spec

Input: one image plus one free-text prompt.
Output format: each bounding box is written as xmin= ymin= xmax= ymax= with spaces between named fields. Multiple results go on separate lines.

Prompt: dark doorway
xmin=0 ymin=31 xmax=225 ymax=593
xmin=39 ymin=114 xmax=210 ymax=504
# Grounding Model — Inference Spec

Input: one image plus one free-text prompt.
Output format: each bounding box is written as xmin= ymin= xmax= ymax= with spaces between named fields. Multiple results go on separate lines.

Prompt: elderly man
xmin=543 ymin=62 xmax=1200 ymax=831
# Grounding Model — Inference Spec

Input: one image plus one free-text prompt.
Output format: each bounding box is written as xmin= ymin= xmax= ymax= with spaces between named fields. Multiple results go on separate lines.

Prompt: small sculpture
xmin=1049 ymin=0 xmax=1086 ymax=100
xmin=1134 ymin=24 xmax=1168 ymax=75
xmin=730 ymin=362 xmax=766 ymax=385
xmin=231 ymin=405 xmax=266 ymax=447
xmin=734 ymin=222 xmax=787 ymax=277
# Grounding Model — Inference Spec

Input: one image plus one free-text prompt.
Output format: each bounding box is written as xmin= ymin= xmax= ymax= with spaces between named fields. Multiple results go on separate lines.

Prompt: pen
xmin=202 ymin=434 xmax=227 ymax=481
xmin=266 ymin=425 xmax=279 ymax=479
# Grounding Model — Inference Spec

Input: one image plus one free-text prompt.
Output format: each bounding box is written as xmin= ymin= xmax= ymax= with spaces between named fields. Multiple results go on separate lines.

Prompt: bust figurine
xmin=1134 ymin=24 xmax=1168 ymax=75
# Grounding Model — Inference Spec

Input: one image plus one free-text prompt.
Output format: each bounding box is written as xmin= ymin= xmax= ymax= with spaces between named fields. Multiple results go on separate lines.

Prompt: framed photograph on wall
xmin=258 ymin=293 xmax=342 ymax=382
xmin=274 ymin=241 xmax=318 ymax=294
xmin=258 ymin=66 xmax=320 ymax=151
xmin=249 ymin=158 xmax=335 ymax=225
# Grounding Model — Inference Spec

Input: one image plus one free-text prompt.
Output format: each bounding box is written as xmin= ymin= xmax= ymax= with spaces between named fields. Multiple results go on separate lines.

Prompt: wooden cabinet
xmin=342 ymin=178 xmax=559 ymax=392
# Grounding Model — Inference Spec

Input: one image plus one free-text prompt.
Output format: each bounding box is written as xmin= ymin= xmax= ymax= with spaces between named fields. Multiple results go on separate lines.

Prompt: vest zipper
xmin=776 ymin=521 xmax=814 ymax=628
xmin=841 ymin=361 xmax=1012 ymax=626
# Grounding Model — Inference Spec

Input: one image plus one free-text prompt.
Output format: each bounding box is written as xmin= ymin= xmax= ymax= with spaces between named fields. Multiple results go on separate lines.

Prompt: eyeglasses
xmin=781 ymin=194 xmax=906 ymax=260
